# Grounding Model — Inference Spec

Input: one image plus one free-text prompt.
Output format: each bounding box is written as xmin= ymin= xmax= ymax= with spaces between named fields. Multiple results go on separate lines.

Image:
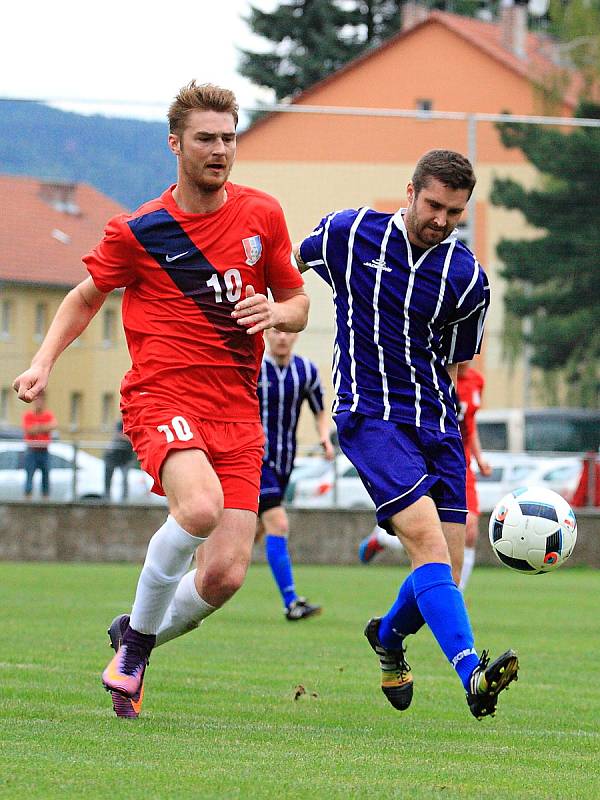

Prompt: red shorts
xmin=122 ymin=397 xmax=264 ymax=513
xmin=466 ymin=466 xmax=480 ymax=516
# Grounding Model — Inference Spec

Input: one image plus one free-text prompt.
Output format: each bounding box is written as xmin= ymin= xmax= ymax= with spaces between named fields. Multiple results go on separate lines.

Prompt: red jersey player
xmin=456 ymin=362 xmax=492 ymax=589
xmin=13 ymin=81 xmax=308 ymax=718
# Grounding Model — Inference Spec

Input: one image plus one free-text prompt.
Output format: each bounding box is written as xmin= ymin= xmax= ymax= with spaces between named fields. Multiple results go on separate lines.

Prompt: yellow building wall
xmin=0 ymin=285 xmax=129 ymax=443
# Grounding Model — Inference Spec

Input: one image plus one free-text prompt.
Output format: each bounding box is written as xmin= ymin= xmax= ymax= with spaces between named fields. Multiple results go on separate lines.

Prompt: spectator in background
xmin=22 ymin=392 xmax=57 ymax=499
xmin=104 ymin=419 xmax=135 ymax=501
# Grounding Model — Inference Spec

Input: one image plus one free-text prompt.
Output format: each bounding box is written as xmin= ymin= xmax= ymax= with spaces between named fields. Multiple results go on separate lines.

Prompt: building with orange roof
xmin=233 ymin=2 xmax=589 ymax=414
xmin=0 ymin=176 xmax=130 ymax=439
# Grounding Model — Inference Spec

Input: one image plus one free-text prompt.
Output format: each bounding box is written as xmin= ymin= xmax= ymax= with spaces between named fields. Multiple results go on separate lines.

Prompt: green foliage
xmin=491 ymin=106 xmax=600 ymax=406
xmin=548 ymin=0 xmax=600 ymax=87
xmin=2 ymin=561 xmax=600 ymax=799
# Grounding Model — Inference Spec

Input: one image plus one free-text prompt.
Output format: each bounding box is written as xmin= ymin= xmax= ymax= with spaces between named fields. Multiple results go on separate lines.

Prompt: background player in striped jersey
xmin=294 ymin=150 xmax=518 ymax=720
xmin=257 ymin=329 xmax=335 ymax=620
xmin=358 ymin=360 xmax=492 ymax=594
xmin=13 ymin=82 xmax=308 ymax=718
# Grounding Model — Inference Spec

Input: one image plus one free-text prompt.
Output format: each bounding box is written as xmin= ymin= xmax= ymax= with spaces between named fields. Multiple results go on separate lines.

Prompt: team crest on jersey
xmin=242 ymin=235 xmax=262 ymax=266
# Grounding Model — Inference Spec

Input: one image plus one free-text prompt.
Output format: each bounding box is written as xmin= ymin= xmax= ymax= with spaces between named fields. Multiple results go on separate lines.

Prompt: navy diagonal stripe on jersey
xmin=128 ymin=208 xmax=250 ymax=363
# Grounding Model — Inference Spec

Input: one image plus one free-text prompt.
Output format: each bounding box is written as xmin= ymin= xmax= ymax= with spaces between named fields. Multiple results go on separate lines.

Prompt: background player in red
xmin=21 ymin=391 xmax=57 ymax=499
xmin=358 ymin=360 xmax=491 ymax=593
xmin=456 ymin=360 xmax=492 ymax=591
xmin=13 ymin=81 xmax=308 ymax=718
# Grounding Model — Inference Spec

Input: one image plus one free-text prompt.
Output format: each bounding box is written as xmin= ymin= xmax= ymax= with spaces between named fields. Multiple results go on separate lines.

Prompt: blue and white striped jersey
xmin=258 ymin=353 xmax=325 ymax=476
xmin=299 ymin=207 xmax=490 ymax=435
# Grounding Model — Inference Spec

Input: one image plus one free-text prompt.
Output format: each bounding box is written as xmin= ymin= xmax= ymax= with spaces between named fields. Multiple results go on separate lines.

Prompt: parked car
xmin=0 ymin=424 xmax=23 ymax=440
xmin=473 ymin=453 xmax=583 ymax=512
xmin=291 ymin=450 xmax=583 ymax=514
xmin=291 ymin=453 xmax=374 ymax=510
xmin=284 ymin=456 xmax=332 ymax=503
xmin=0 ymin=441 xmax=158 ymax=503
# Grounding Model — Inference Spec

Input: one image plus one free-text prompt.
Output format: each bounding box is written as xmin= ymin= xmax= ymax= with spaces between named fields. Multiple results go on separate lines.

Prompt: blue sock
xmin=379 ymin=574 xmax=425 ymax=648
xmin=412 ymin=562 xmax=480 ymax=689
xmin=265 ymin=535 xmax=297 ymax=609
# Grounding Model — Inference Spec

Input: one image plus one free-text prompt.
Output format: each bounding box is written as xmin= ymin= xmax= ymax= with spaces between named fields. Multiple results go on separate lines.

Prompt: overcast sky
xmin=0 ymin=1 xmax=278 ymax=123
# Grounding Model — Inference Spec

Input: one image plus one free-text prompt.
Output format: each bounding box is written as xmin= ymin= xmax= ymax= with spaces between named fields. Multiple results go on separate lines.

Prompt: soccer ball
xmin=488 ymin=486 xmax=577 ymax=575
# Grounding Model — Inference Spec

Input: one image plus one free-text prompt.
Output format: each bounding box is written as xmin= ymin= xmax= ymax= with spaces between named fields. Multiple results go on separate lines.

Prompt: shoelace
xmin=119 ymin=644 xmax=148 ymax=676
xmin=375 ymin=642 xmax=411 ymax=677
xmin=469 ymin=649 xmax=490 ymax=695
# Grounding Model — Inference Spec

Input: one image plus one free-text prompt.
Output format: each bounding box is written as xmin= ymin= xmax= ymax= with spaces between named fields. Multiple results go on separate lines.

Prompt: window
xmin=34 ymin=302 xmax=47 ymax=340
xmin=1 ymin=299 xmax=12 ymax=338
xmin=102 ymin=307 xmax=116 ymax=346
xmin=69 ymin=392 xmax=82 ymax=432
xmin=0 ymin=388 xmax=9 ymax=421
xmin=0 ymin=449 xmax=21 ymax=470
xmin=101 ymin=393 xmax=115 ymax=430
xmin=416 ymin=99 xmax=432 ymax=113
xmin=478 ymin=422 xmax=508 ymax=451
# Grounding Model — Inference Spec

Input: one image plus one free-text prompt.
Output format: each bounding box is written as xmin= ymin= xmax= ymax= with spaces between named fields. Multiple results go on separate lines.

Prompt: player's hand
xmin=321 ymin=439 xmax=335 ymax=461
xmin=12 ymin=367 xmax=50 ymax=403
xmin=232 ymin=285 xmax=279 ymax=335
xmin=478 ymin=459 xmax=492 ymax=477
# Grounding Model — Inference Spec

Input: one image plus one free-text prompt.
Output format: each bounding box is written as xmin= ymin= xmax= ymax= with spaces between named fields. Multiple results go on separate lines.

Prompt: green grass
xmin=1 ymin=562 xmax=599 ymax=800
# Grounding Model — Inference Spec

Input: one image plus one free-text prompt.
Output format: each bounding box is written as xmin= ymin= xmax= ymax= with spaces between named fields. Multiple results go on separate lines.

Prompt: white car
xmin=0 ymin=441 xmax=159 ymax=503
xmin=291 ymin=453 xmax=374 ymax=510
xmin=473 ymin=453 xmax=583 ymax=512
xmin=291 ymin=450 xmax=583 ymax=514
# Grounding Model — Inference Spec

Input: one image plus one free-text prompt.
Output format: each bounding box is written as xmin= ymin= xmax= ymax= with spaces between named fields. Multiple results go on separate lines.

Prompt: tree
xmin=549 ymin=0 xmax=600 ymax=92
xmin=490 ymin=103 xmax=600 ymax=407
xmin=239 ymin=1 xmax=498 ymax=105
xmin=239 ymin=1 xmax=362 ymax=104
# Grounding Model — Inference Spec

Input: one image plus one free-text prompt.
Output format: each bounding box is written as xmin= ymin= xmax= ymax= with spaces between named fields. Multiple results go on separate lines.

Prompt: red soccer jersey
xmin=457 ymin=367 xmax=485 ymax=462
xmin=22 ymin=410 xmax=56 ymax=447
xmin=83 ymin=183 xmax=304 ymax=421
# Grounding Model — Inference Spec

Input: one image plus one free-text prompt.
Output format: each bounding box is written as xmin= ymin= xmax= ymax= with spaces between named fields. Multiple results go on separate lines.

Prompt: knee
xmin=172 ymin=496 xmax=224 ymax=538
xmin=202 ymin=560 xmax=249 ymax=605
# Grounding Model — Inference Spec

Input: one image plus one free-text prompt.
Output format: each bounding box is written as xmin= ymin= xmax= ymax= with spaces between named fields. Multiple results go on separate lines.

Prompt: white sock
xmin=156 ymin=569 xmax=216 ymax=646
xmin=459 ymin=546 xmax=476 ymax=592
xmin=375 ymin=525 xmax=403 ymax=551
xmin=129 ymin=516 xmax=205 ymax=635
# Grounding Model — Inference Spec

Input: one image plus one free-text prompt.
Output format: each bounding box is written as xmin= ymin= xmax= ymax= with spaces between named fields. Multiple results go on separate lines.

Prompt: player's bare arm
xmin=292 ymin=243 xmax=310 ymax=274
xmin=446 ymin=363 xmax=458 ymax=386
xmin=315 ymin=409 xmax=335 ymax=461
xmin=232 ymin=285 xmax=308 ymax=335
xmin=13 ymin=277 xmax=109 ymax=402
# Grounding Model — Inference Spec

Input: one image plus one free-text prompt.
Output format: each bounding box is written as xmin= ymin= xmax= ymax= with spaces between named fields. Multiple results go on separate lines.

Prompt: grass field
xmin=1 ymin=561 xmax=599 ymax=800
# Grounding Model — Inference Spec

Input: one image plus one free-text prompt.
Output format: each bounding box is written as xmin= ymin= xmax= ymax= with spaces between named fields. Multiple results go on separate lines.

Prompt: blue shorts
xmin=335 ymin=412 xmax=467 ymax=527
xmin=258 ymin=462 xmax=291 ymax=514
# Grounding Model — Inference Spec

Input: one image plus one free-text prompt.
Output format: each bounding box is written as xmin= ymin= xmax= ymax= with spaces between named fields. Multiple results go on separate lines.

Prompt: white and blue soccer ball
xmin=489 ymin=486 xmax=577 ymax=575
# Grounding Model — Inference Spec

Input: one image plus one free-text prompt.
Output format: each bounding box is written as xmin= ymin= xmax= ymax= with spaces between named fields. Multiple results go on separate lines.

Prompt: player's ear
xmin=168 ymin=133 xmax=181 ymax=156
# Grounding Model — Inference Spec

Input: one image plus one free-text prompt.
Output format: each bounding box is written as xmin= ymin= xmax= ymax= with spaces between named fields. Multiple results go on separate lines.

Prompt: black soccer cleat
xmin=285 ymin=597 xmax=322 ymax=621
xmin=364 ymin=617 xmax=413 ymax=711
xmin=466 ymin=649 xmax=519 ymax=720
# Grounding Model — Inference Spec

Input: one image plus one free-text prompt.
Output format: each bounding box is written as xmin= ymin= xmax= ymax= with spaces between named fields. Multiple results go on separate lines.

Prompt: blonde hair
xmin=168 ymin=81 xmax=239 ymax=135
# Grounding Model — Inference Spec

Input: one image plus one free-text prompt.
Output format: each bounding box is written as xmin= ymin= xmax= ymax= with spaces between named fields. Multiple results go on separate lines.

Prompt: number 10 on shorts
xmin=157 ymin=416 xmax=194 ymax=442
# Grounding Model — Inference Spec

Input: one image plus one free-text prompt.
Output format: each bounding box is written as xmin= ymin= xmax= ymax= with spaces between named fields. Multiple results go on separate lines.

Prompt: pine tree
xmin=490 ymin=103 xmax=600 ymax=407
xmin=239 ymin=1 xmax=362 ymax=103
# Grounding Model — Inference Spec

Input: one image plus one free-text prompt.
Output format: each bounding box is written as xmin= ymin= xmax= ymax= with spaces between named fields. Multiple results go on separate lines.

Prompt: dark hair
xmin=168 ymin=80 xmax=239 ymax=135
xmin=412 ymin=150 xmax=476 ymax=197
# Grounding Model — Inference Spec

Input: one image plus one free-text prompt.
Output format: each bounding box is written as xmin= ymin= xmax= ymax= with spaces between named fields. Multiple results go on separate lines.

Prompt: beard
xmin=182 ymin=157 xmax=232 ymax=193
xmin=405 ymin=209 xmax=450 ymax=246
